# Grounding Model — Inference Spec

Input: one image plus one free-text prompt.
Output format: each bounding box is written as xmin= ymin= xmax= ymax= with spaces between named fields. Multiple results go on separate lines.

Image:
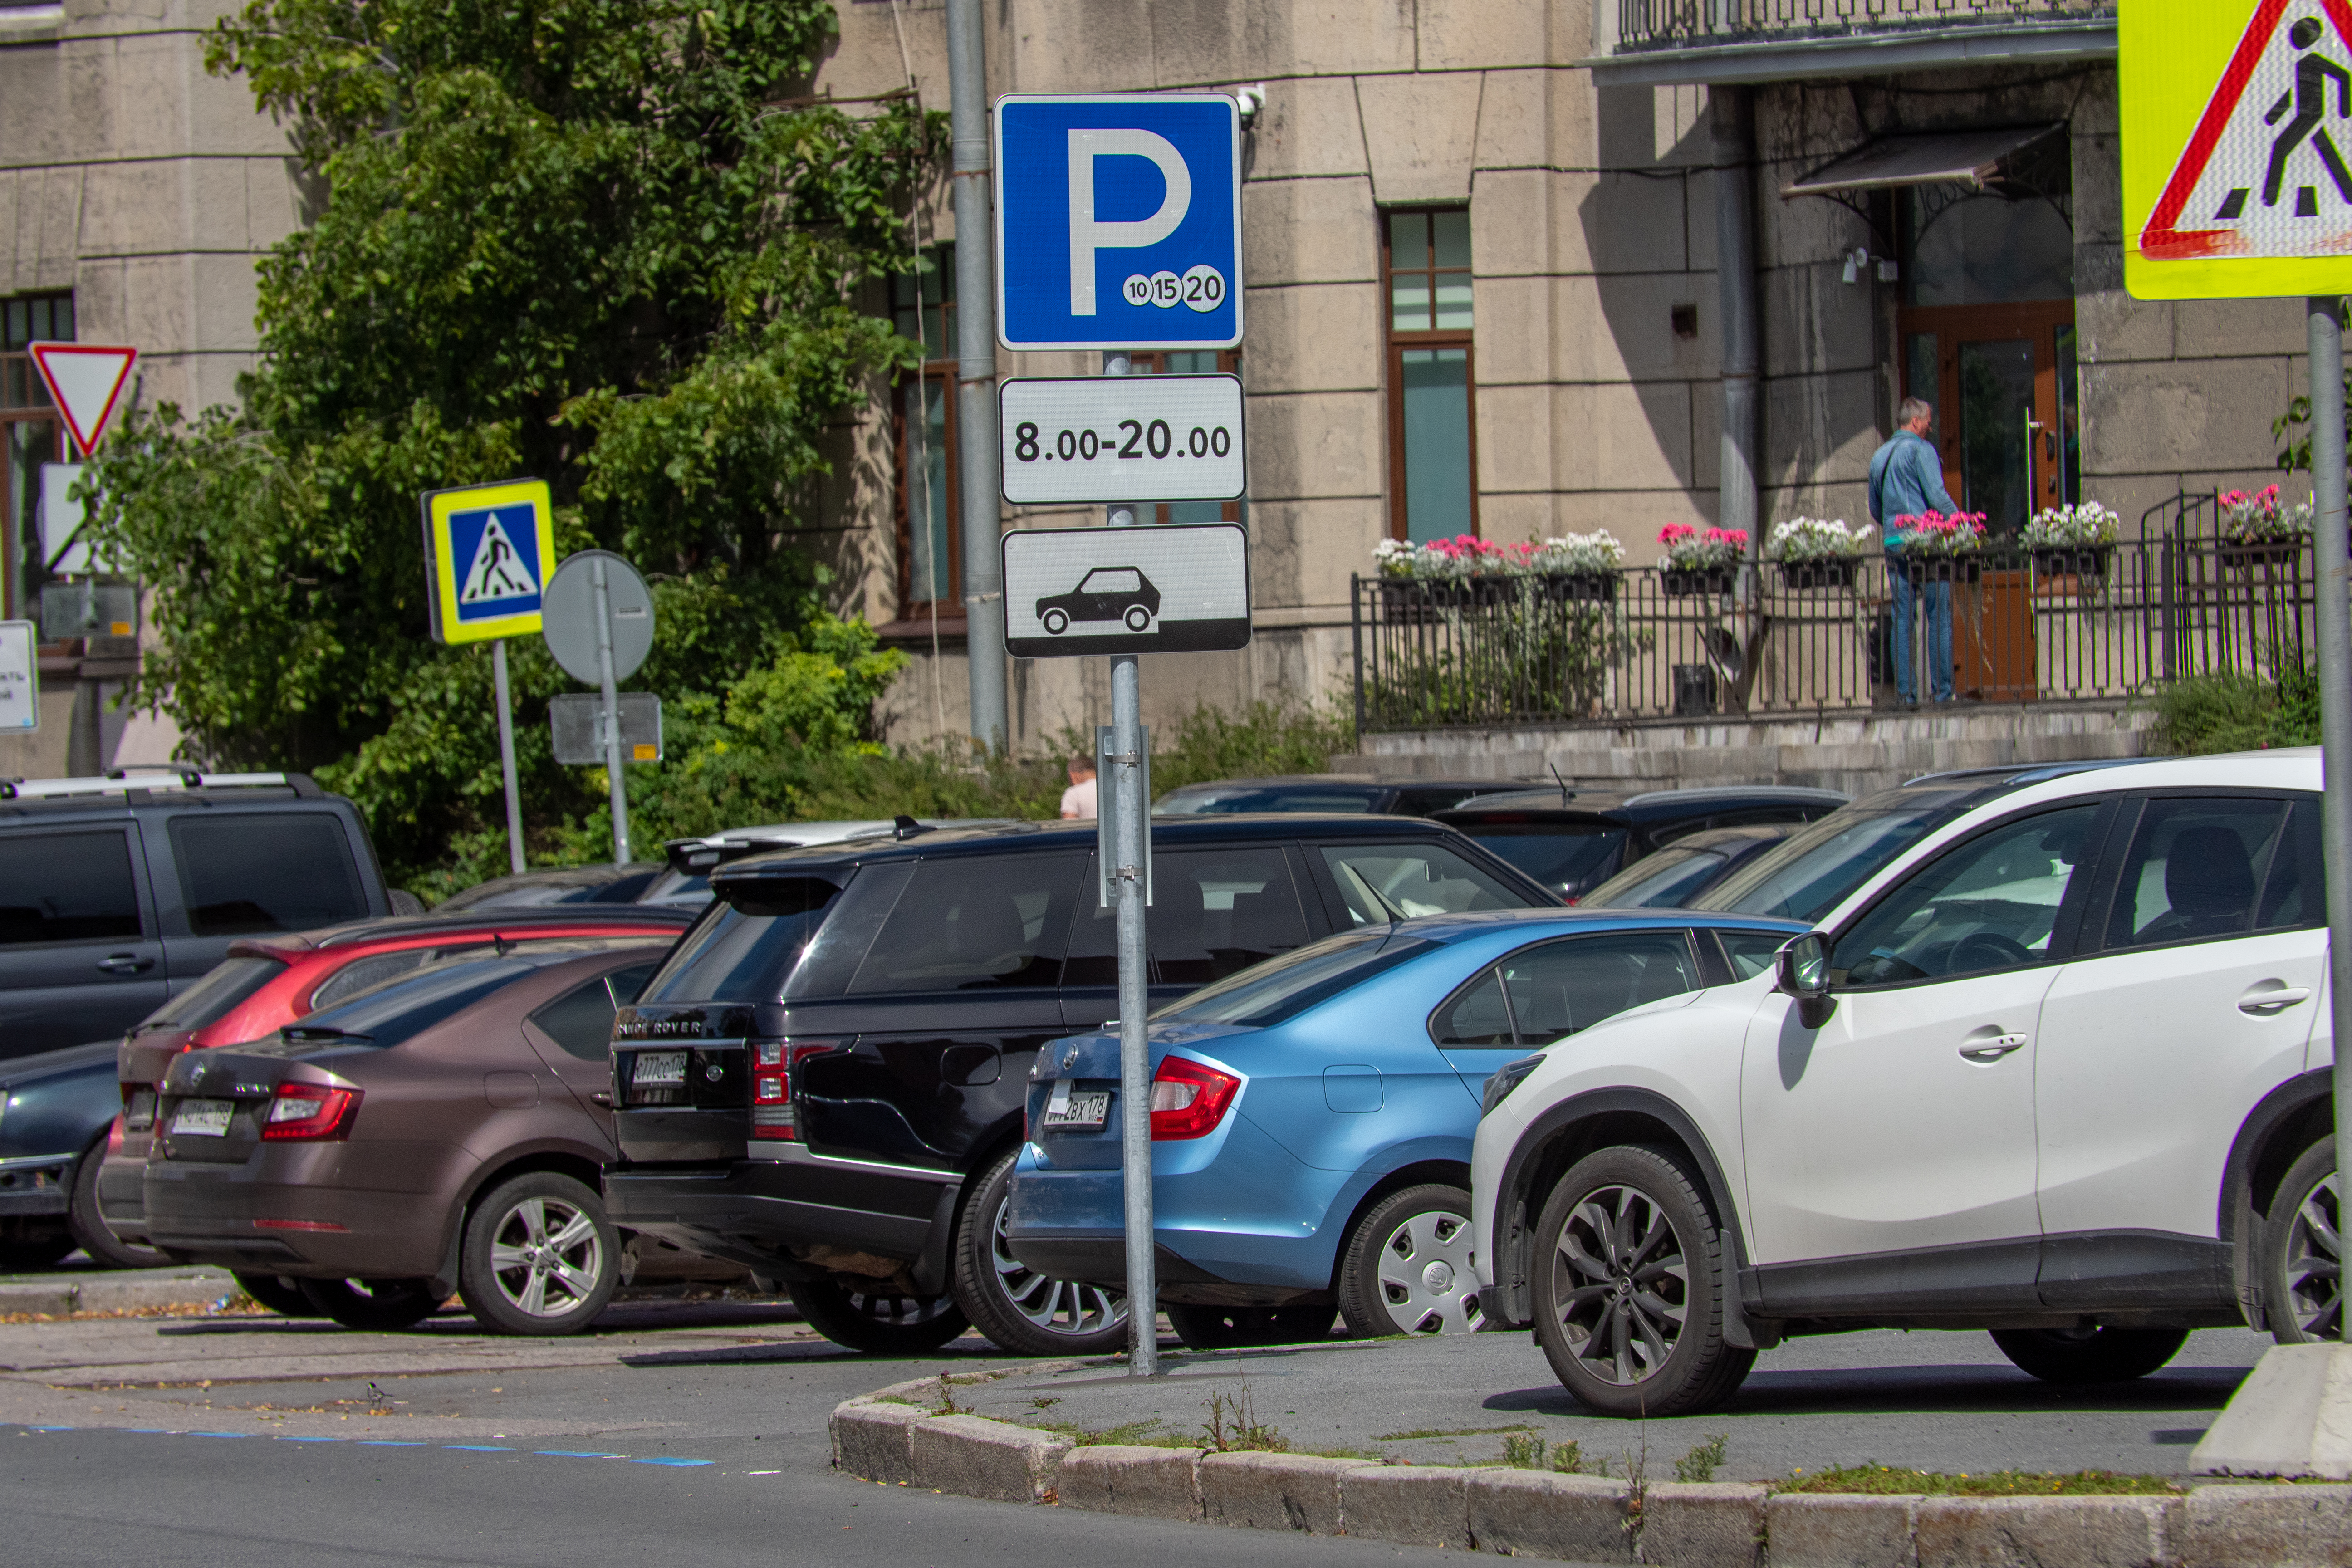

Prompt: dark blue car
xmin=1005 ymin=909 xmax=1801 ymax=1348
xmin=0 ymin=1041 xmax=144 ymax=1269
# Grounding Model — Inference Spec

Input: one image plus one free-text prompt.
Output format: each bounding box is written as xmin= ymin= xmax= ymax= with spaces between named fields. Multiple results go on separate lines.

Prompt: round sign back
xmin=542 ymin=549 xmax=655 ymax=686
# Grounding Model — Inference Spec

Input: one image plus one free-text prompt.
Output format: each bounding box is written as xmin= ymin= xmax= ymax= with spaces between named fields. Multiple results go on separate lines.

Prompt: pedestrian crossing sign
xmin=420 ymin=478 xmax=556 ymax=644
xmin=2127 ymin=0 xmax=2352 ymax=299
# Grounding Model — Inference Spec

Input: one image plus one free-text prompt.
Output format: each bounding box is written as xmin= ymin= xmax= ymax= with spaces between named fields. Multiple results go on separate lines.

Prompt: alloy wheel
xmin=1375 ymin=1210 xmax=1483 ymax=1333
xmin=1550 ymin=1182 xmax=1690 ymax=1386
xmin=990 ymin=1194 xmax=1126 ymax=1340
xmin=488 ymin=1196 xmax=606 ymax=1321
xmin=2284 ymin=1171 xmax=2342 ymax=1338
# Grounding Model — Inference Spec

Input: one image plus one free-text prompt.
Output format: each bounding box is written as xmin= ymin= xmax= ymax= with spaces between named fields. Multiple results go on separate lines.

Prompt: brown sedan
xmin=145 ymin=939 xmax=667 ymax=1334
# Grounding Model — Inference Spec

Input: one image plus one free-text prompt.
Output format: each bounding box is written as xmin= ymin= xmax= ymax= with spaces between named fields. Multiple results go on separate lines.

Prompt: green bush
xmin=2147 ymin=659 xmax=2322 ymax=757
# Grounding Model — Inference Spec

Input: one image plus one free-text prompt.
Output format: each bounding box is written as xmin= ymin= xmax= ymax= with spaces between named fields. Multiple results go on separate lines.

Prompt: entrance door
xmin=1898 ymin=301 xmax=2078 ymax=701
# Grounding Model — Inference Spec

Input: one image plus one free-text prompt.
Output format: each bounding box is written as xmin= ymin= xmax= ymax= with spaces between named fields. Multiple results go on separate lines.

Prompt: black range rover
xmin=603 ymin=815 xmax=1556 ymax=1356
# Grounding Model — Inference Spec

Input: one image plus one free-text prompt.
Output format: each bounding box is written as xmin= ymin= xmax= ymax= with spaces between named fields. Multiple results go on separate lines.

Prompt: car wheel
xmin=67 ymin=1140 xmax=167 ymax=1270
xmin=1123 ymin=605 xmax=1151 ymax=632
xmin=951 ymin=1150 xmax=1128 ymax=1355
xmin=1042 ymin=608 xmax=1069 ymax=635
xmin=1165 ymin=1303 xmax=1337 ymax=1350
xmin=786 ymin=1278 xmax=970 ymax=1353
xmin=1337 ymin=1183 xmax=1485 ymax=1338
xmin=299 ymin=1276 xmax=442 ymax=1331
xmin=1990 ymin=1326 xmax=2189 ymax=1383
xmin=458 ymin=1172 xmax=619 ymax=1337
xmin=233 ymin=1272 xmax=317 ymax=1317
xmin=1530 ymin=1144 xmax=1754 ymax=1418
xmin=0 ymin=1222 xmax=75 ymax=1270
xmin=2264 ymin=1139 xmax=2342 ymax=1341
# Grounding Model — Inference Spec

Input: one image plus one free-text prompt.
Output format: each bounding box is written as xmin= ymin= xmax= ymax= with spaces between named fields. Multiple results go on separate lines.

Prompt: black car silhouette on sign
xmin=1036 ymin=567 xmax=1161 ymax=635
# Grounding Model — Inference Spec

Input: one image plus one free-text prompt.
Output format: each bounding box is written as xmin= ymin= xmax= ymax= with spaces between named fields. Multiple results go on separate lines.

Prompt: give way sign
xmin=26 ymin=342 xmax=139 ymax=456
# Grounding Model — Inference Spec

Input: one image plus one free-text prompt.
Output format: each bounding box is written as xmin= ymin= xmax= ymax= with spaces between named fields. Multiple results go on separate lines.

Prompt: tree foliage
xmin=81 ymin=0 xmax=939 ymax=885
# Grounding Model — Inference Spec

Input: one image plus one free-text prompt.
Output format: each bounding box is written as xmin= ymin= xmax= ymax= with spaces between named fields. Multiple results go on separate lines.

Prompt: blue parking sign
xmin=995 ymin=95 xmax=1242 ymax=352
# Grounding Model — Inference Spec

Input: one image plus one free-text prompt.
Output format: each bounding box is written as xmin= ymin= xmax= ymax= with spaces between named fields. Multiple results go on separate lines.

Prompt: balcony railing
xmin=1612 ymin=0 xmax=2116 ymax=53
xmin=1350 ymin=529 xmax=2315 ymax=734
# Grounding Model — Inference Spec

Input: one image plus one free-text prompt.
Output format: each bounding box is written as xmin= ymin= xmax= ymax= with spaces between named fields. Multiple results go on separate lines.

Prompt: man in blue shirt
xmin=1868 ymin=397 xmax=1959 ymax=705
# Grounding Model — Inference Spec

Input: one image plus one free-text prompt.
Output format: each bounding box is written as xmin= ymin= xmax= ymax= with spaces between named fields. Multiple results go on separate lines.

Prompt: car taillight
xmin=749 ymin=1040 xmax=843 ymax=1142
xmin=1149 ymin=1056 xmax=1241 ymax=1141
xmin=260 ymin=1084 xmax=361 ymax=1142
xmin=106 ymin=1115 xmax=124 ymax=1153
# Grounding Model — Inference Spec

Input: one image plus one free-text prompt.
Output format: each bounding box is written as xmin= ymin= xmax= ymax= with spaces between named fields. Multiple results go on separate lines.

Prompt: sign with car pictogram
xmin=1001 ymin=523 xmax=1250 ymax=657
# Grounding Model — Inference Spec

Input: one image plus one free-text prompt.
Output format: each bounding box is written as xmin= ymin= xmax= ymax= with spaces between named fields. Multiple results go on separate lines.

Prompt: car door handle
xmin=1958 ymin=1033 xmax=2028 ymax=1063
xmin=589 ymin=1092 xmax=614 ymax=1107
xmin=2239 ymin=985 xmax=2313 ymax=1015
xmin=96 ymin=953 xmax=154 ymax=975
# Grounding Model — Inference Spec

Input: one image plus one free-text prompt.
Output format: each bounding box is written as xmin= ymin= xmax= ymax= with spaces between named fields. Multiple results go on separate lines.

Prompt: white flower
xmin=1764 ymin=517 xmax=1867 ymax=563
xmin=1531 ymin=529 xmax=1624 ymax=575
xmin=2019 ymin=502 xmax=2120 ymax=549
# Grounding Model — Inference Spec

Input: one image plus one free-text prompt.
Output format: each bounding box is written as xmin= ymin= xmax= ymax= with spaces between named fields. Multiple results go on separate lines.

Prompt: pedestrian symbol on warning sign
xmin=421 ymin=478 xmax=554 ymax=646
xmin=2141 ymin=1 xmax=2352 ymax=262
xmin=458 ymin=510 xmax=539 ymax=607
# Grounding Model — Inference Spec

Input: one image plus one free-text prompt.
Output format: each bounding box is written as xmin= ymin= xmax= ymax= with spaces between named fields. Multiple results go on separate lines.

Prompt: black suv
xmin=1434 ymin=784 xmax=1849 ymax=902
xmin=0 ymin=769 xmax=396 ymax=1062
xmin=604 ymin=816 xmax=1556 ymax=1356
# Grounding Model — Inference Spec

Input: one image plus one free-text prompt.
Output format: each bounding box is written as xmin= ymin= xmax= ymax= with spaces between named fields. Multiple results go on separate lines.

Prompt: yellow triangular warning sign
xmin=2144 ymin=0 xmax=2352 ymax=260
xmin=459 ymin=515 xmax=539 ymax=604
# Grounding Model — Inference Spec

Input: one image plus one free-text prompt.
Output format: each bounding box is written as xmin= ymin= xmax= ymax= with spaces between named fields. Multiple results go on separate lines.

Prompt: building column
xmin=1712 ymin=85 xmax=1762 ymax=557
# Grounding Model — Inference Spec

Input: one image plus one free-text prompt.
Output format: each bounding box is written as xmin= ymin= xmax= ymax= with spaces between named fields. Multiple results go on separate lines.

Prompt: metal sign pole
xmin=490 ymin=638 xmax=526 ymax=875
xmin=2310 ymin=296 xmax=2352 ymax=1344
xmin=948 ymin=0 xmax=1006 ymax=752
xmin=1105 ymin=348 xmax=1157 ymax=1377
xmin=590 ymin=555 xmax=631 ymax=867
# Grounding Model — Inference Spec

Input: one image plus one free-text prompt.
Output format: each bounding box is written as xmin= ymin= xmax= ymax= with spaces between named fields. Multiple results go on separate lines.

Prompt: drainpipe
xmin=1713 ymin=86 xmax=1762 ymax=567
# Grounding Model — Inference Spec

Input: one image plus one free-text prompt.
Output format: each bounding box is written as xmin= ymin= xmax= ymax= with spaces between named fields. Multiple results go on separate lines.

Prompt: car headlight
xmin=1480 ymin=1054 xmax=1544 ymax=1118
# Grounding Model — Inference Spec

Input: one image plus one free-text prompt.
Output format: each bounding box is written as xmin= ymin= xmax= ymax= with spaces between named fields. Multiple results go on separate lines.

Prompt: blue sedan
xmin=1005 ymin=909 xmax=1803 ymax=1348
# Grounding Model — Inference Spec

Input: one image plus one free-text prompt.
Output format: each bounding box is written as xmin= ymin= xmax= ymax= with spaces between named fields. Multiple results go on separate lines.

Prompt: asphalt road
xmin=0 ymin=1301 xmax=2274 ymax=1566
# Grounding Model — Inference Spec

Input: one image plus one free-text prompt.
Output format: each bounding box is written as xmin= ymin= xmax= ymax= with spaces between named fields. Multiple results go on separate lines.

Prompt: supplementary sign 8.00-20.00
xmin=999 ymin=374 xmax=1245 ymax=505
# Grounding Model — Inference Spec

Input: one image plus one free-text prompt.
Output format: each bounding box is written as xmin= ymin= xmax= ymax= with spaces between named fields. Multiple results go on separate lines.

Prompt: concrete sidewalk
xmin=946 ymin=1325 xmax=2272 ymax=1480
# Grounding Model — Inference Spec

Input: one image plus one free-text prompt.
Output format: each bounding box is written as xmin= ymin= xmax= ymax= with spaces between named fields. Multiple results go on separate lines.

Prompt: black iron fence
xmin=1351 ymin=535 xmax=2318 ymax=733
xmin=1612 ymin=0 xmax=2113 ymax=51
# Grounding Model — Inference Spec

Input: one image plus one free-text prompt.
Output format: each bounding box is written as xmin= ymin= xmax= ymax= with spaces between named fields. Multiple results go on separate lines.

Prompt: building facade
xmin=0 ymin=0 xmax=2307 ymax=769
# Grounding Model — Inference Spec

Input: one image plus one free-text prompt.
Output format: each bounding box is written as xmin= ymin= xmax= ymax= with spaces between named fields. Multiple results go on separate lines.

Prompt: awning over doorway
xmin=1781 ymin=125 xmax=2065 ymax=198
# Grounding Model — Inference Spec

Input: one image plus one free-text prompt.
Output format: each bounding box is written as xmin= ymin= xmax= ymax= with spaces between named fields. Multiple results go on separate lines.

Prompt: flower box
xmin=1376 ymin=579 xmax=1446 ymax=622
xmin=1776 ymin=559 xmax=1858 ymax=592
xmin=1899 ymin=557 xmax=1982 ymax=585
xmin=2030 ymin=545 xmax=2111 ymax=580
xmin=1661 ymin=567 xmax=1736 ymax=598
xmin=1465 ymin=574 xmax=1520 ymax=608
xmin=2219 ymin=540 xmax=2307 ymax=571
xmin=1542 ymin=572 xmax=1620 ymax=605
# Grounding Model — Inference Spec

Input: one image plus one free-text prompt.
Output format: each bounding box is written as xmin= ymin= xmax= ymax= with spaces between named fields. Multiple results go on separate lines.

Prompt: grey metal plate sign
xmin=550 ymin=691 xmax=662 ymax=765
xmin=543 ymin=549 xmax=655 ymax=686
xmin=1003 ymin=523 xmax=1250 ymax=657
xmin=999 ymin=375 xmax=1245 ymax=505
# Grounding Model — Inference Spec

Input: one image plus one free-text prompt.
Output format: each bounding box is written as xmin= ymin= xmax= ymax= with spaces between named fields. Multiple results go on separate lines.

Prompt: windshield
xmin=1461 ymin=824 xmax=1627 ymax=899
xmin=1154 ymin=928 xmax=1435 ymax=1028
xmin=1155 ymin=785 xmax=1379 ymax=814
xmin=290 ymin=956 xmax=545 ymax=1049
xmin=1583 ymin=845 xmax=1727 ymax=909
xmin=139 ymin=955 xmax=287 ymax=1031
xmin=1691 ymin=792 xmax=1973 ymax=923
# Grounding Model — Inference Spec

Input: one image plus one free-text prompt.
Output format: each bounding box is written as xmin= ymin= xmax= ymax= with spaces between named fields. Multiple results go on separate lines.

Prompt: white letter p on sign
xmin=1067 ymin=129 xmax=1192 ymax=316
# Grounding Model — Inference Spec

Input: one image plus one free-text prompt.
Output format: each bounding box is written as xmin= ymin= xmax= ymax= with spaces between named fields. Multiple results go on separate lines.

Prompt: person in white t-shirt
xmin=1059 ymin=755 xmax=1098 ymax=820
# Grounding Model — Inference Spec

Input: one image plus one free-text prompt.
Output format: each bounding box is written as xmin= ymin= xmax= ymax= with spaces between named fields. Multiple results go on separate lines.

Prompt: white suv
xmin=1471 ymin=750 xmax=2333 ymax=1416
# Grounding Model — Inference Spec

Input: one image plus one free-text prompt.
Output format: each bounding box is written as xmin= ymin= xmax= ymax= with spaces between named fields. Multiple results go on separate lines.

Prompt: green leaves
xmin=86 ymin=0 xmax=943 ymax=887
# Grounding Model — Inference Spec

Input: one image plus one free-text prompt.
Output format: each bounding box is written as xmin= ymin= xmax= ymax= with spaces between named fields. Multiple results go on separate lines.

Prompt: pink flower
xmin=1658 ymin=524 xmax=1697 ymax=546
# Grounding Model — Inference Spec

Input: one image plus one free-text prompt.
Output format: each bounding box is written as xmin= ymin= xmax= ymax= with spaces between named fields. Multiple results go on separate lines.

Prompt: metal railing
xmin=1612 ymin=0 xmax=2115 ymax=51
xmin=1350 ymin=537 xmax=2317 ymax=733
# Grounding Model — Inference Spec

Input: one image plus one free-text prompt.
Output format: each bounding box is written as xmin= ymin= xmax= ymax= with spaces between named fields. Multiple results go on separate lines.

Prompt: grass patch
xmin=1374 ymin=1424 xmax=1540 ymax=1442
xmin=1776 ymin=1465 xmax=2184 ymax=1498
xmin=1675 ymin=1433 xmax=1730 ymax=1484
xmin=1201 ymin=1388 xmax=1288 ymax=1454
xmin=1501 ymin=1433 xmax=1603 ymax=1475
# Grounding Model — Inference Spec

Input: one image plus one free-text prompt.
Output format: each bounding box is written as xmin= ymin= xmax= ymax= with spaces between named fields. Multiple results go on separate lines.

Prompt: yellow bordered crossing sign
xmin=420 ymin=478 xmax=555 ymax=645
xmin=2127 ymin=0 xmax=2352 ymax=299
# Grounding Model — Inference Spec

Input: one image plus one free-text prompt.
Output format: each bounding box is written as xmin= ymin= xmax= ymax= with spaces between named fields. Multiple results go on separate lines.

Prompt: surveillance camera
xmin=1235 ymin=83 xmax=1267 ymax=127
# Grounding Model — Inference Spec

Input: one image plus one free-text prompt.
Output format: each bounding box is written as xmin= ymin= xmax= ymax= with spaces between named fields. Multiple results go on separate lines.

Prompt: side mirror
xmin=1774 ymin=932 xmax=1837 ymax=1029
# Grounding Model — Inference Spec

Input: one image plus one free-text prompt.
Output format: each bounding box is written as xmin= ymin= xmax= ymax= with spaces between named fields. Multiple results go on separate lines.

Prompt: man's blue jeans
xmin=1886 ymin=554 xmax=1953 ymax=704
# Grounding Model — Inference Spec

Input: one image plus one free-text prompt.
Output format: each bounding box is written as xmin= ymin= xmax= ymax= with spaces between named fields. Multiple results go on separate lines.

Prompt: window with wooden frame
xmin=892 ymin=250 xmax=959 ymax=620
xmin=1383 ymin=209 xmax=1476 ymax=543
xmin=2 ymin=292 xmax=74 ymax=624
xmin=1121 ymin=348 xmax=1246 ymax=524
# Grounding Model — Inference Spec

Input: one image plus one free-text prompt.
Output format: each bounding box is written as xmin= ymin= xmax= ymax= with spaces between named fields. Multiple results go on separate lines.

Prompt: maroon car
xmin=144 ymin=939 xmax=668 ymax=1334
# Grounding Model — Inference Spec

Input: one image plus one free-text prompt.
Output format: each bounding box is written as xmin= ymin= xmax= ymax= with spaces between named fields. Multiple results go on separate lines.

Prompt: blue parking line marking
xmin=5 ymin=1426 xmax=711 ymax=1470
xmin=443 ymin=1445 xmax=512 ymax=1451
xmin=632 ymin=1457 xmax=712 ymax=1467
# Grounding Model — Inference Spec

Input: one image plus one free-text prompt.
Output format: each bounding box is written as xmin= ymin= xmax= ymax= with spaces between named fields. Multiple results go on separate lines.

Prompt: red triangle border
xmin=26 ymin=342 xmax=140 ymax=457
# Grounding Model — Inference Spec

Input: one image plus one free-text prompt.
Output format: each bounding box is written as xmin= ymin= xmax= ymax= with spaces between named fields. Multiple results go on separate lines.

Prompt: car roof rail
xmin=3 ymin=768 xmax=309 ymax=800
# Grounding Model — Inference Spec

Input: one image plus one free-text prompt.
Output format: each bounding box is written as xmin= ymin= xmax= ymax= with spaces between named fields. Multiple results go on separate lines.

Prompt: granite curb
xmin=0 ymin=1267 xmax=237 ymax=1317
xmin=829 ymin=1375 xmax=2352 ymax=1565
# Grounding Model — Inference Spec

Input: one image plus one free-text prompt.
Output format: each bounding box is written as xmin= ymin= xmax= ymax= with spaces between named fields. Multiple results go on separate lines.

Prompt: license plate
xmin=634 ymin=1050 xmax=687 ymax=1088
xmin=170 ymin=1099 xmax=234 ymax=1137
xmin=1041 ymin=1083 xmax=1109 ymax=1131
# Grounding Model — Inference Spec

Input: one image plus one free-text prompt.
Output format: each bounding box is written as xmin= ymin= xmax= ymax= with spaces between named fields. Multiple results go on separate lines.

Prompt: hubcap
xmin=2287 ymin=1172 xmax=2342 ymax=1338
xmin=487 ymin=1196 xmax=605 ymax=1320
xmin=1375 ymin=1210 xmax=1482 ymax=1333
xmin=1549 ymin=1183 xmax=1689 ymax=1386
xmin=990 ymin=1196 xmax=1126 ymax=1338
